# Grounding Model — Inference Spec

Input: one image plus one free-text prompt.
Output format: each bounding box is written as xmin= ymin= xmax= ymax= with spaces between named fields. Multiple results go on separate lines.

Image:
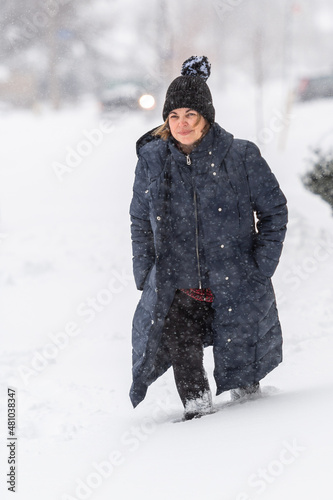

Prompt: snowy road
xmin=1 ymin=89 xmax=333 ymax=500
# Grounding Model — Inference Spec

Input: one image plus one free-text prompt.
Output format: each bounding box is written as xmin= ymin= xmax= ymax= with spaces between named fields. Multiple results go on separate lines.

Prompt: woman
xmin=129 ymin=56 xmax=287 ymax=420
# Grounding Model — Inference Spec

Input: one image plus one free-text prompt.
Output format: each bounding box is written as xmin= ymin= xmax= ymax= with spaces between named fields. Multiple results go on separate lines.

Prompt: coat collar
xmin=136 ymin=127 xmax=160 ymax=156
xmin=136 ymin=123 xmax=234 ymax=163
xmin=168 ymin=123 xmax=234 ymax=166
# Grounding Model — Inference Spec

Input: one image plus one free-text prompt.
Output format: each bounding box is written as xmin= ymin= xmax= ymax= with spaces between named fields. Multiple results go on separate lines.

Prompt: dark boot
xmin=184 ymin=389 xmax=214 ymax=420
xmin=230 ymin=382 xmax=261 ymax=401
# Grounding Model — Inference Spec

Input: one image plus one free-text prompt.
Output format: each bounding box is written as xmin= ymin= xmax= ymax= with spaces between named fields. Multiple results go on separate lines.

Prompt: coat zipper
xmin=186 ymin=154 xmax=202 ymax=289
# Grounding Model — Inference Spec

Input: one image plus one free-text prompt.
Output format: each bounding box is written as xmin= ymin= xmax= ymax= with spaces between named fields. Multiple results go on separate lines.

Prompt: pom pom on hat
xmin=181 ymin=55 xmax=211 ymax=82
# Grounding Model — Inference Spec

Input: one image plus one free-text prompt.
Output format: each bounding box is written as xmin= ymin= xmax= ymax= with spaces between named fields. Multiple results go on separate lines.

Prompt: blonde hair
xmin=152 ymin=119 xmax=170 ymax=140
xmin=152 ymin=113 xmax=209 ymax=141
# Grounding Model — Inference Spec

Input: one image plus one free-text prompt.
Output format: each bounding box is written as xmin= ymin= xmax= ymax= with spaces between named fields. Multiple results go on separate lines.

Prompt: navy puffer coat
xmin=129 ymin=123 xmax=287 ymax=407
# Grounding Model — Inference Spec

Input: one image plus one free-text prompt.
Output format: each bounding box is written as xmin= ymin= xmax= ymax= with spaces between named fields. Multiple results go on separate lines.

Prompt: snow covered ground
xmin=1 ymin=83 xmax=333 ymax=500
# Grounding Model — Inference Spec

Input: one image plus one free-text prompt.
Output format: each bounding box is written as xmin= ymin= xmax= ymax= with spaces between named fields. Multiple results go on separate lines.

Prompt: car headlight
xmin=139 ymin=94 xmax=156 ymax=110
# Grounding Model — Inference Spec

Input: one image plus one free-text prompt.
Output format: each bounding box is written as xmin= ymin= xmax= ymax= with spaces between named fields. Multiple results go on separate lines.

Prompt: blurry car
xmin=99 ymin=80 xmax=157 ymax=114
xmin=297 ymin=73 xmax=333 ymax=101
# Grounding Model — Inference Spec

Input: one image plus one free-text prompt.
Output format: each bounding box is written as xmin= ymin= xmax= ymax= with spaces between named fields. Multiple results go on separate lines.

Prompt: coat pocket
xmin=242 ymin=256 xmax=269 ymax=300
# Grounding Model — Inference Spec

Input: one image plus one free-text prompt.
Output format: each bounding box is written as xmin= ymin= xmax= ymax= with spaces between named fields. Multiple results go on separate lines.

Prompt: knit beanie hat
xmin=162 ymin=55 xmax=215 ymax=124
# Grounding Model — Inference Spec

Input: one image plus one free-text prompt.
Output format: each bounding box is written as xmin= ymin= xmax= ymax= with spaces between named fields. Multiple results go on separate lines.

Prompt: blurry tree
xmin=302 ymin=149 xmax=333 ymax=211
xmin=0 ymin=0 xmax=117 ymax=108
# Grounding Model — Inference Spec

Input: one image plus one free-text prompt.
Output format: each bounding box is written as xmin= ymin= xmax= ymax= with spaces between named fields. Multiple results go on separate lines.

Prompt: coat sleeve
xmin=244 ymin=141 xmax=288 ymax=278
xmin=130 ymin=156 xmax=155 ymax=290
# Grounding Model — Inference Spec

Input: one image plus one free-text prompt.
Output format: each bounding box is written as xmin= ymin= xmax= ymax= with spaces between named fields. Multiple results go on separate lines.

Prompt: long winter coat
xmin=129 ymin=123 xmax=287 ymax=407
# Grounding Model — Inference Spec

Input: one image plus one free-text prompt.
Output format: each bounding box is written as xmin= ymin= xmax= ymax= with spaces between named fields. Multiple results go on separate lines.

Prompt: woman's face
xmin=168 ymin=108 xmax=207 ymax=146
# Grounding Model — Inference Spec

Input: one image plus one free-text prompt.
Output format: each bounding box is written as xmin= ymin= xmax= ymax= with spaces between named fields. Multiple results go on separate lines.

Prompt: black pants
xmin=162 ymin=290 xmax=214 ymax=407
